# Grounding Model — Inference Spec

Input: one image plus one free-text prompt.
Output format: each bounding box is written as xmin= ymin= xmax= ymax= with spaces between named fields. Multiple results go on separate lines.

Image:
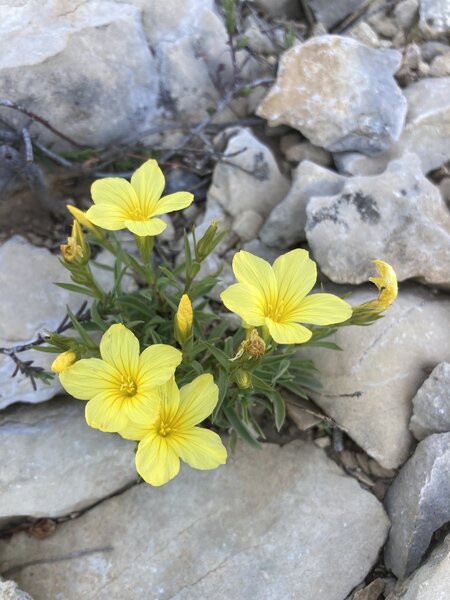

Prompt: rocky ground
xmin=1 ymin=0 xmax=450 ymax=599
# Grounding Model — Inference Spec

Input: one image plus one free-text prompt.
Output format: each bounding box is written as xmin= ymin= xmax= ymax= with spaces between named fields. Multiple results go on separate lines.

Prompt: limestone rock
xmin=335 ymin=78 xmax=450 ymax=175
xmin=260 ymin=161 xmax=346 ymax=249
xmin=207 ymin=128 xmax=290 ymax=240
xmin=394 ymin=0 xmax=420 ymax=30
xmin=280 ymin=135 xmax=333 ymax=166
xmin=0 ymin=441 xmax=389 ymax=600
xmin=298 ymin=286 xmax=450 ymax=468
xmin=384 ymin=433 xmax=450 ymax=577
xmin=386 ymin=532 xmax=450 ymax=600
xmin=0 ymin=579 xmax=33 ymax=600
xmin=419 ymin=0 xmax=450 ymax=36
xmin=257 ymin=36 xmax=406 ymax=155
xmin=307 ymin=0 xmax=367 ymax=29
xmin=0 ymin=397 xmax=137 ymax=521
xmin=410 ymin=362 xmax=450 ymax=440
xmin=305 ymin=154 xmax=450 ymax=288
xmin=430 ymin=52 xmax=450 ymax=76
xmin=250 ymin=0 xmax=301 ymax=19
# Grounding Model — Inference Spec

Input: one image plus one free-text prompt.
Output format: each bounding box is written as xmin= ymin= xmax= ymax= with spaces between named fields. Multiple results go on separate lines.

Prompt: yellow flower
xmin=85 ymin=159 xmax=194 ymax=236
xmin=175 ymin=294 xmax=193 ymax=344
xmin=51 ymin=350 xmax=77 ymax=373
xmin=367 ymin=260 xmax=398 ymax=312
xmin=119 ymin=375 xmax=227 ymax=486
xmin=220 ymin=249 xmax=352 ymax=345
xmin=59 ymin=324 xmax=182 ymax=432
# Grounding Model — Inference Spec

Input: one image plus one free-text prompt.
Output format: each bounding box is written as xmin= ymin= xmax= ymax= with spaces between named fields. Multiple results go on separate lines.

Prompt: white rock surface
xmin=306 ymin=154 xmax=450 ymax=287
xmin=206 ymin=128 xmax=290 ymax=241
xmin=0 ymin=0 xmax=235 ymax=147
xmin=419 ymin=0 xmax=450 ymax=35
xmin=335 ymin=77 xmax=450 ymax=175
xmin=410 ymin=362 xmax=450 ymax=440
xmin=0 ymin=440 xmax=389 ymax=600
xmin=298 ymin=286 xmax=450 ymax=468
xmin=384 ymin=433 xmax=450 ymax=578
xmin=0 ymin=397 xmax=137 ymax=521
xmin=0 ymin=579 xmax=33 ymax=600
xmin=257 ymin=36 xmax=406 ymax=155
xmin=386 ymin=532 xmax=450 ymax=600
xmin=260 ymin=161 xmax=346 ymax=248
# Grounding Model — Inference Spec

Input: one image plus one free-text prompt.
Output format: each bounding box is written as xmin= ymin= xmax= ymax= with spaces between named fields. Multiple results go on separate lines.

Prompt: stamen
xmin=120 ymin=376 xmax=137 ymax=396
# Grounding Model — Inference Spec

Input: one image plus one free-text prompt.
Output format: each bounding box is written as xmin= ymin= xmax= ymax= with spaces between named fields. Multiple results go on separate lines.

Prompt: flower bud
xmin=51 ymin=350 xmax=77 ymax=373
xmin=195 ymin=220 xmax=219 ymax=261
xmin=66 ymin=205 xmax=96 ymax=232
xmin=235 ymin=369 xmax=252 ymax=389
xmin=175 ymin=294 xmax=193 ymax=345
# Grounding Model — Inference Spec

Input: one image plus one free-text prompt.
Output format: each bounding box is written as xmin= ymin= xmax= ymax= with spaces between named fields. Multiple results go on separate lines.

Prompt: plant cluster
xmin=34 ymin=159 xmax=397 ymax=486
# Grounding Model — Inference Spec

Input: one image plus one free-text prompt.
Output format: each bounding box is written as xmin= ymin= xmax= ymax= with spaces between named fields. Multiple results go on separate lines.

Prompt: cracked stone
xmin=297 ymin=285 xmax=450 ymax=468
xmin=0 ymin=397 xmax=137 ymax=522
xmin=305 ymin=154 xmax=450 ymax=288
xmin=386 ymin=531 xmax=450 ymax=600
xmin=384 ymin=432 xmax=450 ymax=578
xmin=260 ymin=161 xmax=346 ymax=249
xmin=335 ymin=77 xmax=450 ymax=175
xmin=206 ymin=128 xmax=290 ymax=230
xmin=0 ymin=440 xmax=389 ymax=600
xmin=410 ymin=362 xmax=450 ymax=440
xmin=257 ymin=35 xmax=406 ymax=155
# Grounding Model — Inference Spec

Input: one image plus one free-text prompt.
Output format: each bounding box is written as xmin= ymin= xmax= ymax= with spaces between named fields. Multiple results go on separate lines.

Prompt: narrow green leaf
xmin=271 ymin=390 xmax=286 ymax=431
xmin=65 ymin=306 xmax=96 ymax=348
xmin=55 ymin=282 xmax=97 ymax=298
xmin=200 ymin=341 xmax=230 ymax=372
xmin=223 ymin=405 xmax=260 ymax=448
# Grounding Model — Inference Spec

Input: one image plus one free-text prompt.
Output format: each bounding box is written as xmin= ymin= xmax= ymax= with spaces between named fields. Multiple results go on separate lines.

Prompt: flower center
xmin=131 ymin=207 xmax=148 ymax=221
xmin=266 ymin=300 xmax=285 ymax=322
xmin=120 ymin=376 xmax=137 ymax=396
xmin=158 ymin=421 xmax=172 ymax=437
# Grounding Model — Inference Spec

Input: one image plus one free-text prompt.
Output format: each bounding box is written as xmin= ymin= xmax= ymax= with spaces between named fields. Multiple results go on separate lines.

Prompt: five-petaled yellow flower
xmin=367 ymin=260 xmax=398 ymax=312
xmin=220 ymin=249 xmax=352 ymax=345
xmin=59 ymin=324 xmax=182 ymax=432
xmin=85 ymin=159 xmax=194 ymax=237
xmin=119 ymin=375 xmax=227 ymax=486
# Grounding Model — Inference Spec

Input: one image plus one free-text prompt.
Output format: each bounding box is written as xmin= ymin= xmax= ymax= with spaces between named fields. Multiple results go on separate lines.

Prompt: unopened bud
xmin=195 ymin=220 xmax=219 ymax=261
xmin=175 ymin=294 xmax=193 ymax=345
xmin=51 ymin=350 xmax=77 ymax=373
xmin=235 ymin=369 xmax=252 ymax=389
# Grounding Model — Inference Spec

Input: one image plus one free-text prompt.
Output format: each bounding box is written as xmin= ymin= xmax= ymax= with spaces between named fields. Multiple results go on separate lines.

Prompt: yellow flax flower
xmin=366 ymin=260 xmax=398 ymax=312
xmin=85 ymin=159 xmax=194 ymax=236
xmin=59 ymin=324 xmax=182 ymax=432
xmin=51 ymin=350 xmax=77 ymax=373
xmin=221 ymin=249 xmax=352 ymax=345
xmin=119 ymin=375 xmax=227 ymax=486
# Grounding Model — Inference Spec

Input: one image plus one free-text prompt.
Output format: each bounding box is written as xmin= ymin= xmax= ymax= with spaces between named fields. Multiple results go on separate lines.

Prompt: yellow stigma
xmin=158 ymin=422 xmax=172 ymax=437
xmin=51 ymin=351 xmax=77 ymax=373
xmin=120 ymin=376 xmax=137 ymax=396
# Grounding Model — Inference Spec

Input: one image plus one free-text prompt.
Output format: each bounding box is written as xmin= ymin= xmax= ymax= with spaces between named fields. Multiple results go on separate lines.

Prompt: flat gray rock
xmin=306 ymin=154 xmax=450 ymax=288
xmin=257 ymin=35 xmax=406 ymax=155
xmin=384 ymin=433 xmax=450 ymax=578
xmin=0 ymin=397 xmax=137 ymax=521
xmin=308 ymin=0 xmax=367 ymax=29
xmin=410 ymin=362 xmax=450 ymax=440
xmin=335 ymin=77 xmax=450 ymax=175
xmin=0 ymin=441 xmax=389 ymax=600
xmin=386 ymin=532 xmax=450 ymax=600
xmin=298 ymin=286 xmax=450 ymax=468
xmin=260 ymin=161 xmax=346 ymax=248
xmin=0 ymin=578 xmax=33 ymax=600
xmin=419 ymin=0 xmax=450 ymax=35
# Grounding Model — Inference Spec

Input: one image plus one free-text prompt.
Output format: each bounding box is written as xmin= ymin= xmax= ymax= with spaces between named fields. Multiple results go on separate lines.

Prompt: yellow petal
xmin=174 ymin=373 xmax=218 ymax=429
xmin=130 ymin=159 xmax=165 ymax=216
xmin=293 ymin=293 xmax=352 ymax=325
xmin=85 ymin=392 xmax=129 ymax=432
xmin=51 ymin=350 xmax=76 ymax=373
xmin=272 ymin=249 xmax=317 ymax=313
xmin=85 ymin=203 xmax=127 ymax=230
xmin=91 ymin=177 xmax=139 ymax=212
xmin=152 ymin=192 xmax=194 ymax=216
xmin=124 ymin=393 xmax=160 ymax=426
xmin=137 ymin=344 xmax=182 ymax=390
xmin=232 ymin=251 xmax=277 ymax=309
xmin=136 ymin=433 xmax=180 ymax=486
xmin=157 ymin=378 xmax=181 ymax=425
xmin=59 ymin=358 xmax=121 ymax=400
xmin=265 ymin=318 xmax=312 ymax=345
xmin=99 ymin=324 xmax=140 ymax=379
xmin=220 ymin=283 xmax=266 ymax=326
xmin=119 ymin=420 xmax=153 ymax=441
xmin=170 ymin=428 xmax=227 ymax=470
xmin=124 ymin=218 xmax=167 ymax=236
